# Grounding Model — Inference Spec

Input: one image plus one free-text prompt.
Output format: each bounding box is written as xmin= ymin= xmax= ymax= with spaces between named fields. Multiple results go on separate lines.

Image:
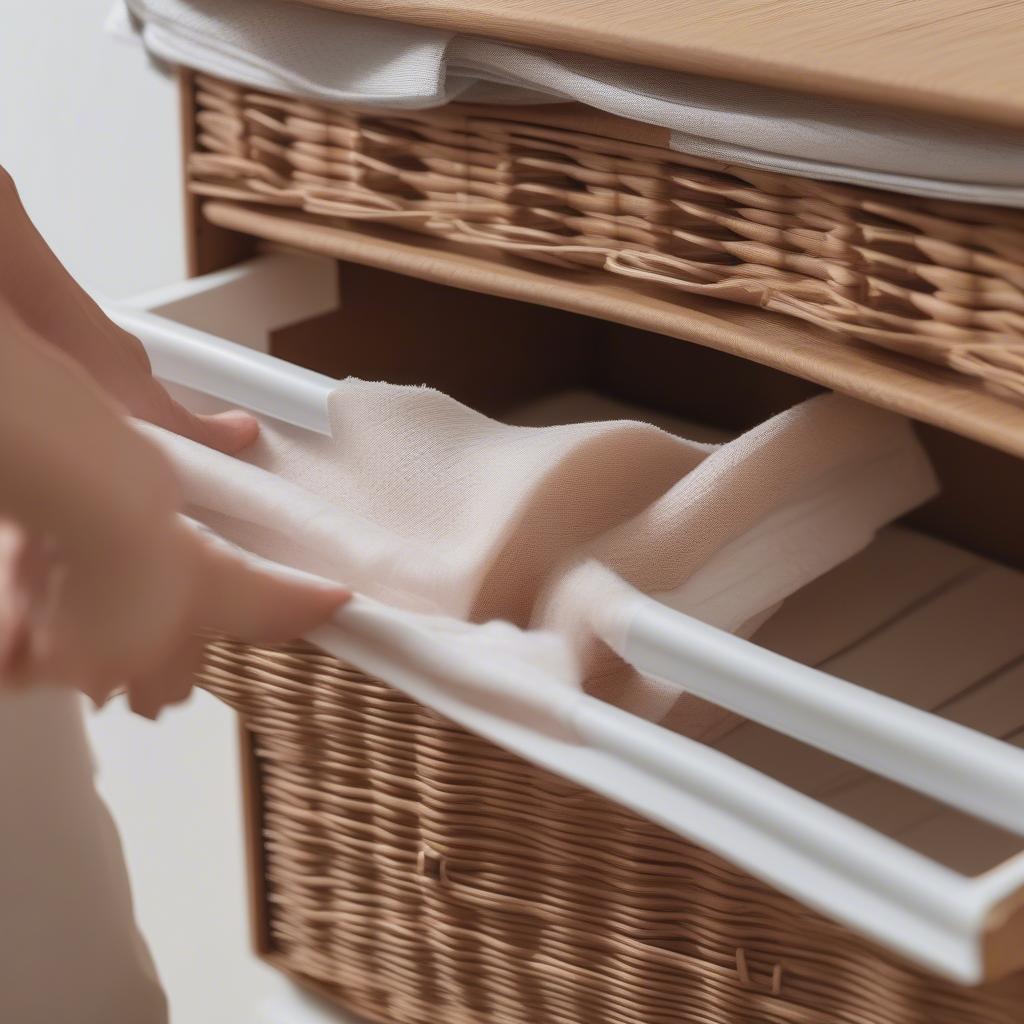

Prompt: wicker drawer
xmin=112 ymin=252 xmax=1024 ymax=1024
xmin=183 ymin=73 xmax=1024 ymax=465
xmin=200 ymin=640 xmax=1024 ymax=1024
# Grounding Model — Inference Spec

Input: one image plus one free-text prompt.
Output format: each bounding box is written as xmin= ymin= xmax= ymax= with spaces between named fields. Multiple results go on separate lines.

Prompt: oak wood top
xmin=287 ymin=0 xmax=1024 ymax=128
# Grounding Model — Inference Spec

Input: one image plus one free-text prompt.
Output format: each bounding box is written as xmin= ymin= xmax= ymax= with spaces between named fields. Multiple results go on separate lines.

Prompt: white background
xmin=0 ymin=6 xmax=323 ymax=1021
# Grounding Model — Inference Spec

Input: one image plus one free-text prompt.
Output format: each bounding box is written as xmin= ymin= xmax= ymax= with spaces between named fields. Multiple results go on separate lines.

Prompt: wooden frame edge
xmin=238 ymin=719 xmax=273 ymax=959
xmin=178 ymin=68 xmax=255 ymax=278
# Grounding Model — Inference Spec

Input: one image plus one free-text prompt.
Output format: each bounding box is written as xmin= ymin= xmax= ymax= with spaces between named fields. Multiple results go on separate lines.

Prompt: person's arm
xmin=0 ymin=307 xmax=350 ymax=717
xmin=0 ymin=166 xmax=255 ymax=453
xmin=0 ymin=171 xmax=350 ymax=717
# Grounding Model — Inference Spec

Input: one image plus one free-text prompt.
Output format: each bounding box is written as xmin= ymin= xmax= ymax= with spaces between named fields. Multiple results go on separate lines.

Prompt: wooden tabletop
xmin=288 ymin=0 xmax=1024 ymax=128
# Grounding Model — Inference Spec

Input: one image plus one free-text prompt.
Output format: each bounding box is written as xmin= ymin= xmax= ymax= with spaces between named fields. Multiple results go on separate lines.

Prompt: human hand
xmin=0 ymin=309 xmax=350 ymax=718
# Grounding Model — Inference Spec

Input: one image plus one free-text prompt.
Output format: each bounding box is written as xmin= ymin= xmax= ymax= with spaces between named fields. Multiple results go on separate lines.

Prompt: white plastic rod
xmin=107 ymin=305 xmax=335 ymax=434
xmin=618 ymin=593 xmax=1024 ymax=837
xmin=113 ymin=252 xmax=340 ymax=354
xmin=976 ymin=848 xmax=1024 ymax=911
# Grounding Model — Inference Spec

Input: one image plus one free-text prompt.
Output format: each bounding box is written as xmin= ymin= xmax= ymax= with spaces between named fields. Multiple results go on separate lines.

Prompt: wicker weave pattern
xmin=198 ymin=637 xmax=1024 ymax=1024
xmin=188 ymin=74 xmax=1024 ymax=399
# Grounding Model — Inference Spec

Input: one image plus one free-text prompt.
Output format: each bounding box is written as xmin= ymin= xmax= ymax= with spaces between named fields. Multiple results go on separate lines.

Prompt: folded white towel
xmin=116 ymin=0 xmax=1024 ymax=206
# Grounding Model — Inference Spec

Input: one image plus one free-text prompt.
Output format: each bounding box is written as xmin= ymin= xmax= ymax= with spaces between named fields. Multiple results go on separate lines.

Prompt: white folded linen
xmin=116 ymin=0 xmax=1024 ymax=206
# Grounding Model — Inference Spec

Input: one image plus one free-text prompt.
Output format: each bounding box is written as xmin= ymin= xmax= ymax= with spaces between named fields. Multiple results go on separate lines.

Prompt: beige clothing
xmin=0 ymin=689 xmax=167 ymax=1024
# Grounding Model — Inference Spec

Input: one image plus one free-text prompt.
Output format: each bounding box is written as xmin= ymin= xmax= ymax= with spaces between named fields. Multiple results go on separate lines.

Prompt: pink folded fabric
xmin=144 ymin=382 xmax=938 ymax=737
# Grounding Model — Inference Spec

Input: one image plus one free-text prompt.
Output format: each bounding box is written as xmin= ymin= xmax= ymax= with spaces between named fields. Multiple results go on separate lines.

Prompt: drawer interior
xmin=271 ymin=260 xmax=1024 ymax=571
xmin=720 ymin=527 xmax=1024 ymax=875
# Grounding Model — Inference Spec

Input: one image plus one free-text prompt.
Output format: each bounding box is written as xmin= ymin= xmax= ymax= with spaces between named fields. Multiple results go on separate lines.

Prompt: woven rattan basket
xmin=187 ymin=74 xmax=1024 ymax=401
xmin=198 ymin=637 xmax=1024 ymax=1024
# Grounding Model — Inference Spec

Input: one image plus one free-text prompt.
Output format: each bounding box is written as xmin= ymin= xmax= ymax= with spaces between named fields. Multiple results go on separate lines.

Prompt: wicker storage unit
xmin=188 ymin=75 xmax=1024 ymax=401
xmin=198 ymin=638 xmax=1024 ymax=1024
xmin=154 ymin=4 xmax=1024 ymax=1019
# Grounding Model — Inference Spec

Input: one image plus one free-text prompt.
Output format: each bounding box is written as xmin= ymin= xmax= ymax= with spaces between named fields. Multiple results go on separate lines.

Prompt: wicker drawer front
xmin=188 ymin=74 xmax=1024 ymax=403
xmin=198 ymin=637 xmax=1024 ymax=1024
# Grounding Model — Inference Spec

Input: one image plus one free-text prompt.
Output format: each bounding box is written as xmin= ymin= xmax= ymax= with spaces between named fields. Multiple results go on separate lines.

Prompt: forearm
xmin=0 ymin=168 xmax=125 ymax=361
xmin=0 ymin=172 xmax=347 ymax=713
xmin=0 ymin=166 xmax=258 ymax=452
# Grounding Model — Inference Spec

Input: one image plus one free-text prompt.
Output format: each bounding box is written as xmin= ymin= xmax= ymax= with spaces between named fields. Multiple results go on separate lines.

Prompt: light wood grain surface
xmin=286 ymin=0 xmax=1024 ymax=127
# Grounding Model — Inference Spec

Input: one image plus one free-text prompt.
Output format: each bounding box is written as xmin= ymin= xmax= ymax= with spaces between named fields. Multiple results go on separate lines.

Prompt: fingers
xmin=110 ymin=523 xmax=347 ymax=719
xmin=114 ymin=528 xmax=348 ymax=719
xmin=126 ymin=634 xmax=204 ymax=721
xmin=0 ymin=522 xmax=59 ymax=679
xmin=134 ymin=379 xmax=260 ymax=455
xmin=73 ymin=635 xmax=199 ymax=721
xmin=193 ymin=534 xmax=351 ymax=644
xmin=0 ymin=509 xmax=347 ymax=719
xmin=11 ymin=290 xmax=261 ymax=457
xmin=78 ymin=674 xmax=122 ymax=712
xmin=0 ymin=521 xmax=33 ymax=676
xmin=195 ymin=410 xmax=261 ymax=454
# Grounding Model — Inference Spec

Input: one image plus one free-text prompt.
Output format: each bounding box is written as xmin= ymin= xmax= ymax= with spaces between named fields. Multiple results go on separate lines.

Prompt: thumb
xmin=131 ymin=377 xmax=260 ymax=455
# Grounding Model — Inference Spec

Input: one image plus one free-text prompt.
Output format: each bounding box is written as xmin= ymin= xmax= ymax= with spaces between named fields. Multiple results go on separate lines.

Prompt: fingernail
xmin=315 ymin=584 xmax=353 ymax=605
xmin=208 ymin=410 xmax=260 ymax=451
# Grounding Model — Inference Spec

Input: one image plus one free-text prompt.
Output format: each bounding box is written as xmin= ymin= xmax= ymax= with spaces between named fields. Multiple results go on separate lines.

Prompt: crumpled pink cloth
xmin=145 ymin=381 xmax=937 ymax=737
